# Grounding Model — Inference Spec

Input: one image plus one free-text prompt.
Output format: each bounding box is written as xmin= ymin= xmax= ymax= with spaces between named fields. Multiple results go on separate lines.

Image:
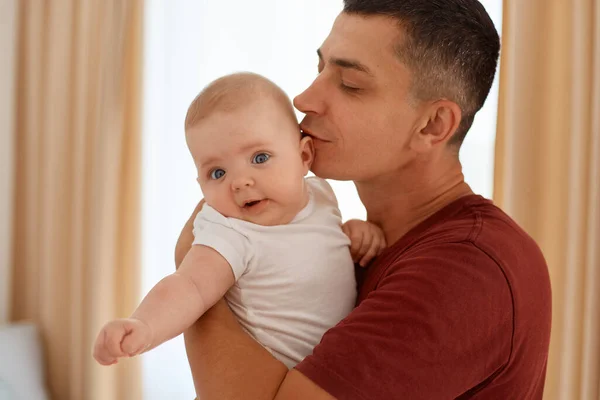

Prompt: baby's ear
xmin=299 ymin=135 xmax=314 ymax=174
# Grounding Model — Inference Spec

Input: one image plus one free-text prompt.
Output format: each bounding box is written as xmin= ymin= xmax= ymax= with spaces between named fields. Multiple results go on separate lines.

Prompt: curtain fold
xmin=11 ymin=1 xmax=144 ymax=399
xmin=0 ymin=0 xmax=18 ymax=325
xmin=495 ymin=1 xmax=600 ymax=399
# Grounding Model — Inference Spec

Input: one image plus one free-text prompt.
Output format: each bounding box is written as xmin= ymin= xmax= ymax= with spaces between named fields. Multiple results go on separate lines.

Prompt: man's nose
xmin=231 ymin=175 xmax=254 ymax=191
xmin=293 ymin=76 xmax=325 ymax=115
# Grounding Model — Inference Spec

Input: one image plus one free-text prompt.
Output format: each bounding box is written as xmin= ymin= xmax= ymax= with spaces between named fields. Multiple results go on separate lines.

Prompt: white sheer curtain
xmin=460 ymin=0 xmax=503 ymax=199
xmin=141 ymin=1 xmax=502 ymax=398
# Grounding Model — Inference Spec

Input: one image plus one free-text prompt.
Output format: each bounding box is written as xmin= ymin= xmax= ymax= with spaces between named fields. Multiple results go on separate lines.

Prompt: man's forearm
xmin=184 ymin=300 xmax=288 ymax=400
xmin=176 ymin=199 xmax=288 ymax=399
xmin=175 ymin=200 xmax=205 ymax=269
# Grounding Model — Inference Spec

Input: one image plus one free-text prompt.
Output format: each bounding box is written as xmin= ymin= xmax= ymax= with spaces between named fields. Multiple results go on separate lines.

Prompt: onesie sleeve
xmin=306 ymin=176 xmax=338 ymax=207
xmin=192 ymin=205 xmax=253 ymax=280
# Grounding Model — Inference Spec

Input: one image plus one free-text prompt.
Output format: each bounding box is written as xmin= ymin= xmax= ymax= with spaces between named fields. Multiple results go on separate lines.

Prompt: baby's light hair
xmin=185 ymin=72 xmax=297 ymax=132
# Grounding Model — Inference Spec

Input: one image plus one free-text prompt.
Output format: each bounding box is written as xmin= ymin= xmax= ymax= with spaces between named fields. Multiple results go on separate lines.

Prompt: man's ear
xmin=412 ymin=100 xmax=462 ymax=153
xmin=299 ymin=135 xmax=315 ymax=174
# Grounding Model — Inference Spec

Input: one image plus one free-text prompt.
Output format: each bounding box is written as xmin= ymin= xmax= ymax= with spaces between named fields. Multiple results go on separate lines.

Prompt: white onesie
xmin=192 ymin=177 xmax=357 ymax=368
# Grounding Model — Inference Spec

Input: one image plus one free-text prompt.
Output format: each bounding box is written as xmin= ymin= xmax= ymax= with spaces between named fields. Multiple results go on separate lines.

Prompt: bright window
xmin=141 ymin=1 xmax=502 ymax=398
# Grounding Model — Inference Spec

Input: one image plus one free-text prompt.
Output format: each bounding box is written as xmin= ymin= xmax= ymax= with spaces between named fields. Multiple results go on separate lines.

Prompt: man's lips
xmin=300 ymin=126 xmax=329 ymax=142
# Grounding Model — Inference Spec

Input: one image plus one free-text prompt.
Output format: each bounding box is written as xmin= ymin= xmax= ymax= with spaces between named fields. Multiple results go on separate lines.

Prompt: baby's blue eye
xmin=252 ymin=153 xmax=270 ymax=164
xmin=210 ymin=168 xmax=226 ymax=180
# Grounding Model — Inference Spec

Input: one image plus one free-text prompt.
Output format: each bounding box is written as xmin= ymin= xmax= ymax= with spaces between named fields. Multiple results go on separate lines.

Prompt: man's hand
xmin=93 ymin=318 xmax=152 ymax=365
xmin=342 ymin=219 xmax=387 ymax=267
xmin=175 ymin=199 xmax=205 ymax=269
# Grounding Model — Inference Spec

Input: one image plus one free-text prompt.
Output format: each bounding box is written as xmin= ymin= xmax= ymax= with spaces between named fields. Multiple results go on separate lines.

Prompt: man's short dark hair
xmin=343 ymin=0 xmax=500 ymax=146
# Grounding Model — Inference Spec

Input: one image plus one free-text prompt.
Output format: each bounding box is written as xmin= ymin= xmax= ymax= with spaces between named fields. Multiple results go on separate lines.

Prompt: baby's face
xmin=187 ymin=99 xmax=313 ymax=226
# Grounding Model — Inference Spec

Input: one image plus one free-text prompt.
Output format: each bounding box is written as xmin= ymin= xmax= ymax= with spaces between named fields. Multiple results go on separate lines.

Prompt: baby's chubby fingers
xmin=93 ymin=320 xmax=131 ymax=365
xmin=120 ymin=320 xmax=152 ymax=356
xmin=345 ymin=227 xmax=364 ymax=260
xmin=358 ymin=223 xmax=387 ymax=267
xmin=93 ymin=343 xmax=112 ymax=365
xmin=373 ymin=225 xmax=387 ymax=254
xmin=105 ymin=321 xmax=130 ymax=359
xmin=341 ymin=222 xmax=351 ymax=238
xmin=93 ymin=330 xmax=118 ymax=366
xmin=359 ymin=239 xmax=380 ymax=267
xmin=358 ymin=246 xmax=377 ymax=267
xmin=356 ymin=230 xmax=373 ymax=262
xmin=343 ymin=219 xmax=369 ymax=260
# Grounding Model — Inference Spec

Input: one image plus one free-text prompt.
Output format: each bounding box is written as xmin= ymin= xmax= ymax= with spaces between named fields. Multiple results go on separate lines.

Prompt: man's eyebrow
xmin=317 ymin=48 xmax=374 ymax=76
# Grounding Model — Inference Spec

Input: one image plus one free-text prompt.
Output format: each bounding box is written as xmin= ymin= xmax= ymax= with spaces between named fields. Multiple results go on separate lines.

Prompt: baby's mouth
xmin=244 ymin=200 xmax=262 ymax=208
xmin=239 ymin=199 xmax=270 ymax=217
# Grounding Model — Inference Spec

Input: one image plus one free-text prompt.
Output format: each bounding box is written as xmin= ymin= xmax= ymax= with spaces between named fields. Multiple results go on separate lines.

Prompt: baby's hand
xmin=342 ymin=219 xmax=387 ymax=267
xmin=93 ymin=318 xmax=152 ymax=366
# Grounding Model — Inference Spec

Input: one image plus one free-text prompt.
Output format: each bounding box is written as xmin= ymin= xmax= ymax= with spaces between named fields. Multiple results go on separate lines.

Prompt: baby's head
xmin=185 ymin=72 xmax=314 ymax=226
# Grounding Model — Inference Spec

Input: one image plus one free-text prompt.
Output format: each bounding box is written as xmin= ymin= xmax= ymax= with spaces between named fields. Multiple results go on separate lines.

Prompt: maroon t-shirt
xmin=296 ymin=195 xmax=551 ymax=399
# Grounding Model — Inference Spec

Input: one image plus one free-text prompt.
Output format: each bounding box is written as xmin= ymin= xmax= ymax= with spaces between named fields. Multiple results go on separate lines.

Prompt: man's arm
xmin=176 ymin=235 xmax=513 ymax=399
xmin=183 ymin=298 xmax=334 ymax=400
xmin=175 ymin=199 xmax=205 ymax=269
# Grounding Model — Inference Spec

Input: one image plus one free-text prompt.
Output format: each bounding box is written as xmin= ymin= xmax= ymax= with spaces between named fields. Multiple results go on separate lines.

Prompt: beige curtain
xmin=0 ymin=0 xmax=18 ymax=325
xmin=11 ymin=1 xmax=144 ymax=399
xmin=495 ymin=1 xmax=600 ymax=399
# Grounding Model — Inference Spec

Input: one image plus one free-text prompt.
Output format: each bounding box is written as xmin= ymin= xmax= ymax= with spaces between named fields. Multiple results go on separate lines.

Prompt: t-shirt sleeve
xmin=295 ymin=242 xmax=514 ymax=400
xmin=192 ymin=207 xmax=253 ymax=280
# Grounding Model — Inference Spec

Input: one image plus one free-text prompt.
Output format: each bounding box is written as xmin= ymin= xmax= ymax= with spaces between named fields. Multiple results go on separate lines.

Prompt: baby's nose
xmin=231 ymin=176 xmax=254 ymax=191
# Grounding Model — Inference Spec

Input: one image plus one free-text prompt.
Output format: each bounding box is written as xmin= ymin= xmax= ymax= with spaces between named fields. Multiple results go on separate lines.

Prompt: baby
xmin=93 ymin=72 xmax=385 ymax=368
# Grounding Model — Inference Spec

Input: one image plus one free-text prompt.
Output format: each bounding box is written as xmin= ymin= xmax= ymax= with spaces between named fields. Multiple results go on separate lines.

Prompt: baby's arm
xmin=93 ymin=244 xmax=234 ymax=365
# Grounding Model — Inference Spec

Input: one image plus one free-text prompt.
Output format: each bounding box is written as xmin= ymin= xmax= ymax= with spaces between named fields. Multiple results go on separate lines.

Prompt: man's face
xmin=294 ymin=13 xmax=424 ymax=182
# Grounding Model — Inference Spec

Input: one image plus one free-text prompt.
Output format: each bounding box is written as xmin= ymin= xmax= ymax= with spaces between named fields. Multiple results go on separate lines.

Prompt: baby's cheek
xmin=204 ymin=192 xmax=233 ymax=215
xmin=285 ymin=181 xmax=307 ymax=206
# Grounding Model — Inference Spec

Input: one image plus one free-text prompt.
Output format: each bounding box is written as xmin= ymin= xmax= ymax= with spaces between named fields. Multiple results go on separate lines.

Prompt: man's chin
xmin=310 ymin=162 xmax=354 ymax=181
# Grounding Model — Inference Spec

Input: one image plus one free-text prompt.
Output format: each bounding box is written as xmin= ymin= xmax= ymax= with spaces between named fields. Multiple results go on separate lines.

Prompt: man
xmin=175 ymin=1 xmax=552 ymax=399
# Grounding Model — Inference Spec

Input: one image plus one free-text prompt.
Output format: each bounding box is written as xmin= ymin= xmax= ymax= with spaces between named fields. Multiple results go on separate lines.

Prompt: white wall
xmin=0 ymin=0 xmax=17 ymax=325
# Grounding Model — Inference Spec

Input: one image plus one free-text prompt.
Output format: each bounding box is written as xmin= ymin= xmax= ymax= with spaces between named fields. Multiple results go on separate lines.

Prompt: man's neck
xmin=355 ymin=158 xmax=473 ymax=247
